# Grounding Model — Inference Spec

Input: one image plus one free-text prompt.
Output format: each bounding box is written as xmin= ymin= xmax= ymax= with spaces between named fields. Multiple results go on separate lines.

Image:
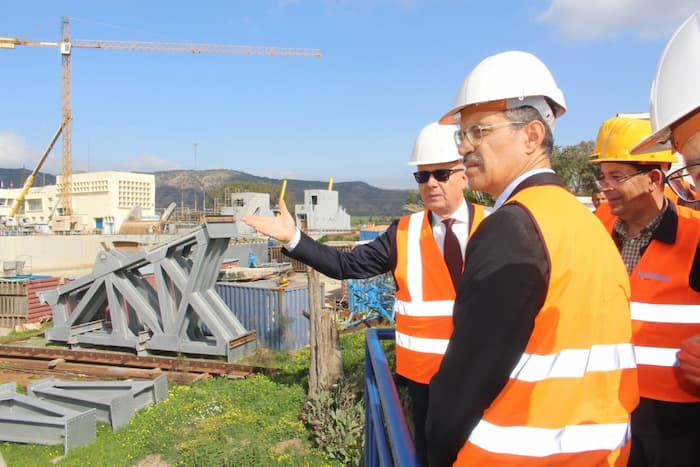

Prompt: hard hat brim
xmin=438 ymin=101 xmax=508 ymax=126
xmin=438 ymin=97 xmax=563 ymax=130
xmin=630 ymin=127 xmax=672 ymax=154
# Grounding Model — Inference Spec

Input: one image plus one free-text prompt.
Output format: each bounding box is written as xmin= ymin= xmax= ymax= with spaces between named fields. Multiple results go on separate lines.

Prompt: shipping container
xmin=215 ymin=279 xmax=324 ymax=352
xmin=0 ymin=275 xmax=62 ymax=328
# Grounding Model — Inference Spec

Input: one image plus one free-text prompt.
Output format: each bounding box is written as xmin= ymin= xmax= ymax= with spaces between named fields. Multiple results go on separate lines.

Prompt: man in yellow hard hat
xmin=242 ymin=121 xmax=488 ymax=465
xmin=591 ymin=114 xmax=700 ymax=467
xmin=425 ymin=50 xmax=637 ymax=466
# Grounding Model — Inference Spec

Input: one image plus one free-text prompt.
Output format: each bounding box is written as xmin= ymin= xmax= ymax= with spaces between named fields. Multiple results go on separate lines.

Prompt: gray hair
xmin=503 ymin=105 xmax=554 ymax=154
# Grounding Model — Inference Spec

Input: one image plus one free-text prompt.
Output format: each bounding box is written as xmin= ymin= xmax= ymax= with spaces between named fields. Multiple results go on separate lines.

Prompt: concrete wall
xmin=2 ymin=233 xmax=269 ymax=277
xmin=1 ymin=235 xmax=105 ymax=275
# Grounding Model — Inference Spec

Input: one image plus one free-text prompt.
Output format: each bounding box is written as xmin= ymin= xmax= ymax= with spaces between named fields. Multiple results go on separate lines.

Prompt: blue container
xmin=215 ymin=279 xmax=324 ymax=352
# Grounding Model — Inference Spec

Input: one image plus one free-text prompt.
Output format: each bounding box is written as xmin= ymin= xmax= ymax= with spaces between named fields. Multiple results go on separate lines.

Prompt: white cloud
xmin=538 ymin=0 xmax=699 ymax=41
xmin=116 ymin=154 xmax=183 ymax=173
xmin=0 ymin=130 xmax=48 ymax=170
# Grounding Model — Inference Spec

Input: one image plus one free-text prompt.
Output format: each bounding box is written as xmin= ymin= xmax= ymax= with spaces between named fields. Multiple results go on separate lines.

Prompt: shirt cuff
xmin=284 ymin=228 xmax=302 ymax=251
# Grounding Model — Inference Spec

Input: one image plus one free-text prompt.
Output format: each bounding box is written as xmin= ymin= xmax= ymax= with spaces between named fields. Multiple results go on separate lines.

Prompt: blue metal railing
xmin=364 ymin=328 xmax=420 ymax=466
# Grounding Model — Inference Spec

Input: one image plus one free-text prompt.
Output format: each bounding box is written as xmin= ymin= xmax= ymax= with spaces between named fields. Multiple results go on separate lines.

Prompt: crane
xmin=7 ymin=117 xmax=69 ymax=220
xmin=0 ymin=16 xmax=321 ymax=223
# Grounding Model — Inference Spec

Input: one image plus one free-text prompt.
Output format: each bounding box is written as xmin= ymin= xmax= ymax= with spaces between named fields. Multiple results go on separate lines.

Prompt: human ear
xmin=524 ymin=120 xmax=545 ymax=152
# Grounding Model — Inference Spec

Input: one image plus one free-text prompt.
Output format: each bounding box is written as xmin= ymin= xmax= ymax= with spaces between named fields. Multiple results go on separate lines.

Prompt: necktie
xmin=443 ymin=218 xmax=463 ymax=287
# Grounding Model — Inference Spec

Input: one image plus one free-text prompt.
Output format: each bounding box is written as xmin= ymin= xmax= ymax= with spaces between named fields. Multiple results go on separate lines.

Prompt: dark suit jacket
xmin=283 ymin=221 xmax=399 ymax=280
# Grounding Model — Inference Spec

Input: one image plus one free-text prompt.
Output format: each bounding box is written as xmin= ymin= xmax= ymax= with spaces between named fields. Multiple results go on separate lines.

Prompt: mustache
xmin=463 ymin=153 xmax=482 ymax=165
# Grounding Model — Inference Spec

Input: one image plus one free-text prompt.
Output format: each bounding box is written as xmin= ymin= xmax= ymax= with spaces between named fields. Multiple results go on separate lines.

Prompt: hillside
xmin=154 ymin=169 xmax=410 ymax=216
xmin=0 ymin=168 xmax=55 ymax=189
xmin=0 ymin=168 xmax=410 ymax=217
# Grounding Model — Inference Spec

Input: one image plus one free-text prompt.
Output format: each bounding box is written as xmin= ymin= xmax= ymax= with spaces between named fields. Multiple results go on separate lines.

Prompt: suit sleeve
xmin=426 ymin=204 xmax=550 ymax=466
xmin=281 ymin=221 xmax=398 ymax=279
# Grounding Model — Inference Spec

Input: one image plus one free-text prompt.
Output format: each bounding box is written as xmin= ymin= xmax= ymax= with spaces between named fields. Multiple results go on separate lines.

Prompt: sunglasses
xmin=413 ymin=168 xmax=464 ymax=184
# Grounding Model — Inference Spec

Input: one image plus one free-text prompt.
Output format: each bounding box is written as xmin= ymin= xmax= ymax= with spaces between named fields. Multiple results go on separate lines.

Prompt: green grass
xmin=0 ymin=329 xmax=391 ymax=466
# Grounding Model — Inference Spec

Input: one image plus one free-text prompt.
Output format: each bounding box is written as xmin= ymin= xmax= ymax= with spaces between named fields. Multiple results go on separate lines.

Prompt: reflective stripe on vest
xmin=469 ymin=419 xmax=630 ymax=458
xmin=634 ymin=346 xmax=680 ymax=367
xmin=394 ymin=299 xmax=453 ymax=317
xmin=455 ymin=185 xmax=636 ymax=466
xmin=630 ymin=301 xmax=700 ymax=323
xmin=395 ymin=331 xmax=449 ymax=355
xmin=511 ymin=344 xmax=636 ymax=382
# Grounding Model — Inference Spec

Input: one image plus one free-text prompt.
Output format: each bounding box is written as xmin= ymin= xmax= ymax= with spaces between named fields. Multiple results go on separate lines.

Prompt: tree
xmin=465 ymin=189 xmax=494 ymax=206
xmin=551 ymin=140 xmax=598 ymax=195
xmin=404 ymin=190 xmax=423 ymax=213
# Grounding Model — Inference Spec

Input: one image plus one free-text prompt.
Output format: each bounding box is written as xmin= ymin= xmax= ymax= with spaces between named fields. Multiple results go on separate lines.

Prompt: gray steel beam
xmin=0 ymin=383 xmax=96 ymax=454
xmin=27 ymin=374 xmax=168 ymax=431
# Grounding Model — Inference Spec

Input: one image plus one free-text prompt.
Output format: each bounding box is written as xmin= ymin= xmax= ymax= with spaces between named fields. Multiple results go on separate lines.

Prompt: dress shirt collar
xmin=430 ymin=199 xmax=469 ymax=227
xmin=494 ymin=168 xmax=555 ymax=209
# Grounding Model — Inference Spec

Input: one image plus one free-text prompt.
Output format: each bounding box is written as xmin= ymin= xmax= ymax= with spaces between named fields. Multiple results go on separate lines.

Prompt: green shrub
xmin=299 ymin=378 xmax=364 ymax=466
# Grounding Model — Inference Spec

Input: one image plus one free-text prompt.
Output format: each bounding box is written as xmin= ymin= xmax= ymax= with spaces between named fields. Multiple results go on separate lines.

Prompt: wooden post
xmin=307 ymin=267 xmax=343 ymax=395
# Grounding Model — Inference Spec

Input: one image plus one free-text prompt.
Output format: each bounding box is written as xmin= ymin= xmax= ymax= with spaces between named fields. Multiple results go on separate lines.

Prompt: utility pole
xmin=193 ymin=143 xmax=199 ymax=171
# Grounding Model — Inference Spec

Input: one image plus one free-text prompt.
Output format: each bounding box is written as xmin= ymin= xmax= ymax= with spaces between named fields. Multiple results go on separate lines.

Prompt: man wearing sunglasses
xmin=425 ymin=51 xmax=636 ymax=466
xmin=628 ymin=10 xmax=700 ymax=466
xmin=242 ymin=121 xmax=488 ymax=464
xmin=592 ymin=114 xmax=700 ymax=467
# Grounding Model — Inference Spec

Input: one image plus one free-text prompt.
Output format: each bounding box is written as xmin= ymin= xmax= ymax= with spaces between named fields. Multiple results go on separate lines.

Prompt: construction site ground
xmin=0 ymin=272 xmax=345 ymax=389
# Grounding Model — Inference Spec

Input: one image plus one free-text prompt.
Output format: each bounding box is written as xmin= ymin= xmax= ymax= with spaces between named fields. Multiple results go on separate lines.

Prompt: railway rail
xmin=0 ymin=342 xmax=272 ymax=384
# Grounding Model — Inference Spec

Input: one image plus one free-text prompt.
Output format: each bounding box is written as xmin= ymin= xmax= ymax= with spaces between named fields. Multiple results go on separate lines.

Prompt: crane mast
xmin=1 ymin=17 xmax=321 ymax=227
xmin=61 ymin=16 xmax=73 ymax=216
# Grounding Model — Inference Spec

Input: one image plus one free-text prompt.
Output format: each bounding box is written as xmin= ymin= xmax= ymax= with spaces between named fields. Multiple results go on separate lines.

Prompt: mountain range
xmin=0 ymin=168 xmax=410 ymax=217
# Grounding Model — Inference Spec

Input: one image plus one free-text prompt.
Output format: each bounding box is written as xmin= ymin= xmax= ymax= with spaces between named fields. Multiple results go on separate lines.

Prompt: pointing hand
xmin=241 ymin=199 xmax=297 ymax=244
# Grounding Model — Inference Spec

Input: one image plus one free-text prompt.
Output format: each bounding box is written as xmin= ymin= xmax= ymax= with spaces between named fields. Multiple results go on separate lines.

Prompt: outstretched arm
xmin=240 ymin=199 xmax=297 ymax=244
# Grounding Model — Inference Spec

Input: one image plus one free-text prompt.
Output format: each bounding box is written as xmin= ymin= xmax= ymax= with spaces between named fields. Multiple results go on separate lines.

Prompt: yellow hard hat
xmin=589 ymin=115 xmax=677 ymax=164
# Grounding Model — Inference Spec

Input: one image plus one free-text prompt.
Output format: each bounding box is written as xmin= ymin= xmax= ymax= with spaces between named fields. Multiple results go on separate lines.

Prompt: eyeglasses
xmin=596 ymin=170 xmax=648 ymax=188
xmin=413 ymin=168 xmax=464 ymax=184
xmin=665 ymin=162 xmax=700 ymax=203
xmin=454 ymin=121 xmax=525 ymax=147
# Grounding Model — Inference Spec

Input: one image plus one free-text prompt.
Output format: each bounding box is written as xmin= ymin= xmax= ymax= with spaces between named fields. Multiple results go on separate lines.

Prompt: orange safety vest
xmin=393 ymin=204 xmax=486 ymax=384
xmin=595 ymin=199 xmax=614 ymax=226
xmin=601 ymin=204 xmax=700 ymax=402
xmin=455 ymin=186 xmax=638 ymax=466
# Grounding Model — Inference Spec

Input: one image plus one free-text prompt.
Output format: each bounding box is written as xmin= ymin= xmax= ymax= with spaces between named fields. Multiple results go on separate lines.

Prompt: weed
xmin=299 ymin=378 xmax=364 ymax=466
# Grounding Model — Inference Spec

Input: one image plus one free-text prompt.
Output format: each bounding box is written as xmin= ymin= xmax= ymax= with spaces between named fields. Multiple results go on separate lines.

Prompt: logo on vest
xmin=636 ymin=269 xmax=672 ymax=282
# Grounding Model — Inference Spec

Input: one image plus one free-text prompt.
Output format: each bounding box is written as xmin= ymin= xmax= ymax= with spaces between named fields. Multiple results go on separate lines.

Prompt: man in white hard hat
xmin=425 ymin=51 xmax=637 ymax=466
xmin=629 ymin=10 xmax=700 ymax=467
xmin=242 ymin=121 xmax=488 ymax=464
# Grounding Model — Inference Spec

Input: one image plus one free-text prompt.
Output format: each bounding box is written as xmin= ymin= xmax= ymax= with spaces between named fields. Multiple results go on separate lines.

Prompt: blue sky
xmin=1 ymin=1 xmax=698 ymax=189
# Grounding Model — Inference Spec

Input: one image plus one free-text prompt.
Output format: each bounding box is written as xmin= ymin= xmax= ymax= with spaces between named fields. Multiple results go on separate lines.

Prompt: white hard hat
xmin=439 ymin=51 xmax=566 ymax=130
xmin=633 ymin=11 xmax=700 ymax=154
xmin=408 ymin=122 xmax=462 ymax=165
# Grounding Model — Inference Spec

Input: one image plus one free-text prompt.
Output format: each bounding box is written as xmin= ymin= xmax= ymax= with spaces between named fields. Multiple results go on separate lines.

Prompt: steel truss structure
xmin=43 ymin=218 xmax=257 ymax=361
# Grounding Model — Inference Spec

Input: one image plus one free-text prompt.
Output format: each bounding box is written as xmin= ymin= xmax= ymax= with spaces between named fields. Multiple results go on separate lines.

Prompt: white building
xmin=220 ymin=192 xmax=274 ymax=237
xmin=0 ymin=184 xmax=57 ymax=226
xmin=295 ymin=189 xmax=351 ymax=234
xmin=0 ymin=171 xmax=155 ymax=233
